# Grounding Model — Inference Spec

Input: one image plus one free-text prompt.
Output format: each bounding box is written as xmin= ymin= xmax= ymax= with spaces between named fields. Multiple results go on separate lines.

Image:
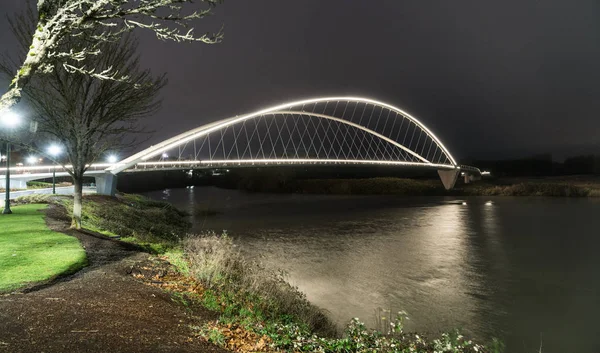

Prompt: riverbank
xmin=236 ymin=175 xmax=600 ymax=197
xmin=4 ymin=193 xmax=496 ymax=352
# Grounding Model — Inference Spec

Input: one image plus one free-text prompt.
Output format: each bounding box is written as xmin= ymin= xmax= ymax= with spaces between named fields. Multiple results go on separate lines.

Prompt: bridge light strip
xmin=127 ymin=159 xmax=453 ymax=168
xmin=2 ymin=160 xmax=458 ymax=182
xmin=197 ymin=159 xmax=456 ymax=169
xmin=136 ymin=161 xmax=202 ymax=166
xmin=107 ymin=96 xmax=458 ymax=174
xmin=2 ymin=163 xmax=116 ymax=173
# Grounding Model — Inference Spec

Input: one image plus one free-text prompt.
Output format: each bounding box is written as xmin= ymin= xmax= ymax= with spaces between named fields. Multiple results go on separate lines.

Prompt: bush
xmin=26 ymin=181 xmax=71 ymax=189
xmin=14 ymin=194 xmax=68 ymax=205
xmin=14 ymin=194 xmax=54 ymax=204
xmin=466 ymin=182 xmax=592 ymax=197
xmin=184 ymin=233 xmax=336 ymax=336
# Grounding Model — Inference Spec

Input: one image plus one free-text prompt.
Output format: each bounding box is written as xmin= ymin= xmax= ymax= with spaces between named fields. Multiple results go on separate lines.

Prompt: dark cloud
xmin=1 ymin=0 xmax=599 ymax=160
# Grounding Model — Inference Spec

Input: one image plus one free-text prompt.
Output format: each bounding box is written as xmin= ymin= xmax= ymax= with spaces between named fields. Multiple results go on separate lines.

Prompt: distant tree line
xmin=469 ymin=154 xmax=600 ymax=177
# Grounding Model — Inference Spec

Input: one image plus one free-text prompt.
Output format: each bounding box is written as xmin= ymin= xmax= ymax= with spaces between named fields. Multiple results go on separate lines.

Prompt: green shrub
xmin=14 ymin=194 xmax=53 ymax=204
xmin=184 ymin=233 xmax=336 ymax=336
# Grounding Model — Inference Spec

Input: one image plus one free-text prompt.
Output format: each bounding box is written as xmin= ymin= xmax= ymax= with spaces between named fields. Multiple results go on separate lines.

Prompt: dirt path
xmin=0 ymin=205 xmax=228 ymax=353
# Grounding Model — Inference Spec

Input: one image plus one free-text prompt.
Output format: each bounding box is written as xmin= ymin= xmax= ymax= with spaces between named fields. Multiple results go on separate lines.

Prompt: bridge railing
xmin=2 ymin=159 xmax=474 ymax=176
xmin=0 ymin=163 xmax=113 ymax=176
xmin=0 ymin=161 xmax=202 ymax=176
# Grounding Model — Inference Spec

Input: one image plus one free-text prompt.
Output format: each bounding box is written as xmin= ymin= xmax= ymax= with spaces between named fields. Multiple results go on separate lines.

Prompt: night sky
xmin=1 ymin=1 xmax=599 ymax=161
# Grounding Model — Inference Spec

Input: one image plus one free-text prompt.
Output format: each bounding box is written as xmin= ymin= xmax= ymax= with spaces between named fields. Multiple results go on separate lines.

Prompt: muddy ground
xmin=0 ymin=205 xmax=228 ymax=353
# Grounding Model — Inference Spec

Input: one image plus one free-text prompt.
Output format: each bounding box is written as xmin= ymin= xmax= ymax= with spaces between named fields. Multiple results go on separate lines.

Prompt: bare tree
xmin=2 ymin=10 xmax=167 ymax=227
xmin=0 ymin=0 xmax=222 ymax=114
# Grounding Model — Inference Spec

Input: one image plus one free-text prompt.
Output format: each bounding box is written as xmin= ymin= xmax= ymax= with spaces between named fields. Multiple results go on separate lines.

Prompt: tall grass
xmin=183 ymin=233 xmax=336 ymax=336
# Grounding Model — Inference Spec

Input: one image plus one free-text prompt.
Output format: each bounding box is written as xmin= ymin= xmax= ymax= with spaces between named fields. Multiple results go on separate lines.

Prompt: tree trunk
xmin=71 ymin=175 xmax=83 ymax=229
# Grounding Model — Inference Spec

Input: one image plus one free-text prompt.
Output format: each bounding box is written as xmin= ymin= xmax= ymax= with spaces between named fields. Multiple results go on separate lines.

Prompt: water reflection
xmin=146 ymin=188 xmax=600 ymax=353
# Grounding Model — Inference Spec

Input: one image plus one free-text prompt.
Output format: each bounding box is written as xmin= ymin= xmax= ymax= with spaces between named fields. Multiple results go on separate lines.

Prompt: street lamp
xmin=47 ymin=144 xmax=62 ymax=194
xmin=107 ymin=154 xmax=118 ymax=164
xmin=1 ymin=111 xmax=21 ymax=215
xmin=26 ymin=155 xmax=38 ymax=165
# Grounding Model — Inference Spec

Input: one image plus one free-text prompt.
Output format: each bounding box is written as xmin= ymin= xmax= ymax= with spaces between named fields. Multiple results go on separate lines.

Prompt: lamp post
xmin=47 ymin=144 xmax=62 ymax=194
xmin=1 ymin=111 xmax=21 ymax=215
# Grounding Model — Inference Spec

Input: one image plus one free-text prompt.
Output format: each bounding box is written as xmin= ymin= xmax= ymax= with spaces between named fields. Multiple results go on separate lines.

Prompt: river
xmin=143 ymin=186 xmax=600 ymax=353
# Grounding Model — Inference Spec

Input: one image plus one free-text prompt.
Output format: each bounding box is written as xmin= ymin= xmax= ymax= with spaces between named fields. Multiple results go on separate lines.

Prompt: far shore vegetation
xmin=7 ymin=193 xmax=503 ymax=352
xmin=0 ymin=203 xmax=86 ymax=292
xmin=231 ymin=172 xmax=600 ymax=198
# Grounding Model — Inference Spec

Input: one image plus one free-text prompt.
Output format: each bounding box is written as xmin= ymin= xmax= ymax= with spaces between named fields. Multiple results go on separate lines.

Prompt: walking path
xmin=0 ymin=186 xmax=96 ymax=200
xmin=0 ymin=205 xmax=227 ymax=353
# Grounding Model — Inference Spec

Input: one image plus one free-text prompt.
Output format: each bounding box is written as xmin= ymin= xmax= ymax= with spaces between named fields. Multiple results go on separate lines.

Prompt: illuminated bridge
xmin=2 ymin=97 xmax=481 ymax=195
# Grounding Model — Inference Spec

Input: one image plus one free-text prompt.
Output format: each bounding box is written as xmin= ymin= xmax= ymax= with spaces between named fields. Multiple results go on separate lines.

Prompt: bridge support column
xmin=438 ymin=169 xmax=460 ymax=190
xmin=95 ymin=173 xmax=118 ymax=196
xmin=464 ymin=174 xmax=472 ymax=184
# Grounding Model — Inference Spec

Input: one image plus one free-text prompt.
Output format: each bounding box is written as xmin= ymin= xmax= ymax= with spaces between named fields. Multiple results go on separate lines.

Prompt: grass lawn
xmin=0 ymin=204 xmax=87 ymax=292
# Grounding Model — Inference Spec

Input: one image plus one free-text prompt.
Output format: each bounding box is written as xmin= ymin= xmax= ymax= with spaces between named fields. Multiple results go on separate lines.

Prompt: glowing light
xmin=7 ymin=163 xmax=113 ymax=172
xmin=107 ymin=96 xmax=458 ymax=174
xmin=462 ymin=202 xmax=467 ymax=205
xmin=481 ymin=171 xmax=491 ymax=176
xmin=197 ymin=159 xmax=455 ymax=169
xmin=161 ymin=153 xmax=169 ymax=159
xmin=26 ymin=156 xmax=38 ymax=165
xmin=138 ymin=160 xmax=199 ymax=166
xmin=485 ymin=201 xmax=493 ymax=206
xmin=47 ymin=144 xmax=62 ymax=157
xmin=107 ymin=155 xmax=118 ymax=163
xmin=0 ymin=111 xmax=21 ymax=128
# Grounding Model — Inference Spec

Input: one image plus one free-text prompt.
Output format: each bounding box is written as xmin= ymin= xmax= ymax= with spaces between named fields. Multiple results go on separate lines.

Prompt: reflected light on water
xmin=237 ymin=202 xmax=483 ymax=337
xmin=144 ymin=188 xmax=600 ymax=353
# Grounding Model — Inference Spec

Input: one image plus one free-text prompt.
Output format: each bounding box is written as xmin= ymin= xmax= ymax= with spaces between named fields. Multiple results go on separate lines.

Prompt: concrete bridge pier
xmin=437 ymin=169 xmax=460 ymax=190
xmin=95 ymin=172 xmax=118 ymax=196
xmin=462 ymin=172 xmax=482 ymax=184
xmin=464 ymin=173 xmax=472 ymax=184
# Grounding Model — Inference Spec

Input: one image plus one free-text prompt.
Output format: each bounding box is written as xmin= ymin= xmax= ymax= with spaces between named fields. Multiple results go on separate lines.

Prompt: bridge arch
xmin=107 ymin=97 xmax=458 ymax=175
